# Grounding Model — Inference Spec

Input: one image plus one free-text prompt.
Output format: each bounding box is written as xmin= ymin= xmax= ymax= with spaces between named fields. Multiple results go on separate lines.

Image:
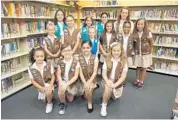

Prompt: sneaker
xmin=100 ymin=104 xmax=107 ymax=117
xmin=133 ymin=80 xmax=139 ymax=86
xmin=137 ymin=81 xmax=144 ymax=88
xmin=58 ymin=103 xmax=67 ymax=115
xmin=45 ymin=103 xmax=53 ymax=113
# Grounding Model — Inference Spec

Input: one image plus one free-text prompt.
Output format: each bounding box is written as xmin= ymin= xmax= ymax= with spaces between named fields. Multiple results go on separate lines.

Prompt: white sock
xmin=137 ymin=79 xmax=140 ymax=82
xmin=102 ymin=103 xmax=107 ymax=107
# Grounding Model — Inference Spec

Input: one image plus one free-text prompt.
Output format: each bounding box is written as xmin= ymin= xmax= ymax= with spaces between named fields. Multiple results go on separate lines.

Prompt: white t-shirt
xmin=122 ymin=34 xmax=129 ymax=53
xmin=102 ymin=58 xmax=128 ymax=80
xmin=58 ymin=59 xmax=80 ymax=81
xmin=106 ymin=33 xmax=112 ymax=47
xmin=58 ymin=22 xmax=64 ymax=36
xmin=28 ymin=61 xmax=54 ymax=80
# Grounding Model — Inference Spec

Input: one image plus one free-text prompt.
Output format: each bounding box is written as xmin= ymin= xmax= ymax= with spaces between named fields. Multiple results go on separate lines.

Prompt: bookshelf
xmin=80 ymin=5 xmax=178 ymax=76
xmin=1 ymin=1 xmax=75 ymax=100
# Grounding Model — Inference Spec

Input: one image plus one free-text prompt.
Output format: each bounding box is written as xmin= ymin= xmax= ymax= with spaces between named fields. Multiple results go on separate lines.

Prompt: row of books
xmin=1 ymin=2 xmax=57 ymax=17
xmin=148 ymin=23 xmax=178 ymax=33
xmin=1 ymin=72 xmax=29 ymax=94
xmin=130 ymin=8 xmax=178 ymax=19
xmin=1 ymin=58 xmax=22 ymax=75
xmin=154 ymin=47 xmax=178 ymax=58
xmin=27 ymin=36 xmax=44 ymax=49
xmin=154 ymin=36 xmax=178 ymax=46
xmin=1 ymin=41 xmax=18 ymax=58
xmin=1 ymin=21 xmax=46 ymax=38
xmin=81 ymin=10 xmax=118 ymax=19
xmin=154 ymin=61 xmax=178 ymax=74
xmin=81 ymin=8 xmax=178 ymax=20
xmin=97 ymin=0 xmax=118 ymax=6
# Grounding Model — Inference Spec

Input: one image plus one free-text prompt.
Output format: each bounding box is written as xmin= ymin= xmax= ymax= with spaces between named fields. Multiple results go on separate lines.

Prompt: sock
xmin=137 ymin=79 xmax=140 ymax=82
xmin=173 ymin=109 xmax=178 ymax=114
xmin=102 ymin=103 xmax=107 ymax=107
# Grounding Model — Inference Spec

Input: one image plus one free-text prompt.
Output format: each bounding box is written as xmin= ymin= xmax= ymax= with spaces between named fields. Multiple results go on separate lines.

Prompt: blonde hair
xmin=106 ymin=42 xmax=126 ymax=70
xmin=46 ymin=21 xmax=55 ymax=29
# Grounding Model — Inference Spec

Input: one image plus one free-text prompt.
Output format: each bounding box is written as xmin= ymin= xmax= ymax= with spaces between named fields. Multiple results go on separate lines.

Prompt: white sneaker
xmin=46 ymin=103 xmax=53 ymax=113
xmin=100 ymin=104 xmax=107 ymax=117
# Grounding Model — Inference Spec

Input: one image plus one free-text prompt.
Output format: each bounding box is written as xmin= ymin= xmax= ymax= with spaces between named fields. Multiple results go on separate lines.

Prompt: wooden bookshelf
xmin=1 ymin=51 xmax=29 ymax=61
xmin=1 ymin=80 xmax=32 ymax=99
xmin=1 ymin=66 xmax=29 ymax=80
xmin=1 ymin=31 xmax=47 ymax=41
xmin=1 ymin=1 xmax=75 ymax=100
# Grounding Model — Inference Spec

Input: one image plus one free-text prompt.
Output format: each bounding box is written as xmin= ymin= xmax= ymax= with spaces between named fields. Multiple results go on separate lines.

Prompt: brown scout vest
xmin=64 ymin=28 xmax=80 ymax=53
xmin=119 ymin=34 xmax=133 ymax=57
xmin=100 ymin=33 xmax=118 ymax=53
xmin=107 ymin=59 xmax=124 ymax=88
xmin=115 ymin=21 xmax=122 ymax=35
xmin=43 ymin=37 xmax=61 ymax=58
xmin=58 ymin=56 xmax=78 ymax=87
xmin=133 ymin=31 xmax=152 ymax=55
xmin=29 ymin=62 xmax=51 ymax=87
xmin=79 ymin=54 xmax=97 ymax=84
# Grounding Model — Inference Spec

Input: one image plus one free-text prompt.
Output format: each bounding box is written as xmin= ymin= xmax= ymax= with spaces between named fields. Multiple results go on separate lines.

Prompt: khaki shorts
xmin=59 ymin=80 xmax=84 ymax=96
xmin=102 ymin=81 xmax=123 ymax=99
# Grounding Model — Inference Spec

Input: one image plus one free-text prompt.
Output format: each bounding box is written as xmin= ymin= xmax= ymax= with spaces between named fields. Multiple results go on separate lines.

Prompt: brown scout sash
xmin=58 ymin=56 xmax=79 ymax=87
xmin=100 ymin=33 xmax=118 ymax=53
xmin=79 ymin=54 xmax=97 ymax=83
xmin=29 ymin=62 xmax=51 ymax=87
xmin=133 ymin=32 xmax=152 ymax=55
xmin=107 ymin=60 xmax=124 ymax=88
xmin=63 ymin=28 xmax=80 ymax=53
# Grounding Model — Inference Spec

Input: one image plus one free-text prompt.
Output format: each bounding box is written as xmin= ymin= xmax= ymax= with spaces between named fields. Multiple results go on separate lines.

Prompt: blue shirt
xmin=81 ymin=26 xmax=89 ymax=42
xmin=55 ymin=23 xmax=67 ymax=39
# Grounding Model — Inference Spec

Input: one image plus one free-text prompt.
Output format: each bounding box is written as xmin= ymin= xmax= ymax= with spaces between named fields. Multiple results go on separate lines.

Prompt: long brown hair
xmin=117 ymin=7 xmax=130 ymax=23
xmin=133 ymin=18 xmax=149 ymax=37
xmin=106 ymin=42 xmax=126 ymax=70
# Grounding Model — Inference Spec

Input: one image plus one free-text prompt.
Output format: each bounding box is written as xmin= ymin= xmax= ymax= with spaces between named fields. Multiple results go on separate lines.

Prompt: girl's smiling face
xmin=137 ymin=20 xmax=145 ymax=32
xmin=56 ymin=10 xmax=64 ymax=22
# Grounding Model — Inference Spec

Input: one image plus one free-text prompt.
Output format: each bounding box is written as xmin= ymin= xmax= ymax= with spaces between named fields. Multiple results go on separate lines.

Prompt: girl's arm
xmin=49 ymin=73 xmax=55 ymax=87
xmin=66 ymin=64 xmax=80 ymax=86
xmin=72 ymin=33 xmax=80 ymax=53
xmin=79 ymin=67 xmax=87 ymax=85
xmin=31 ymin=80 xmax=43 ymax=91
xmin=61 ymin=36 xmax=64 ymax=44
xmin=148 ymin=32 xmax=154 ymax=52
xmin=57 ymin=66 xmax=63 ymax=84
xmin=102 ymin=61 xmax=110 ymax=84
xmin=99 ymin=43 xmax=107 ymax=56
xmin=114 ymin=63 xmax=128 ymax=88
xmin=102 ymin=69 xmax=110 ymax=84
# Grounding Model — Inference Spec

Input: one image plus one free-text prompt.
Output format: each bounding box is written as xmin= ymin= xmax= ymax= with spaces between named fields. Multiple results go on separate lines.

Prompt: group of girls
xmin=28 ymin=7 xmax=154 ymax=117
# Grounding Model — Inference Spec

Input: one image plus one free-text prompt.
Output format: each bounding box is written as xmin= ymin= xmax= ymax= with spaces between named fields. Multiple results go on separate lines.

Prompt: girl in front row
xmin=57 ymin=44 xmax=82 ymax=115
xmin=79 ymin=41 xmax=99 ymax=113
xmin=28 ymin=47 xmax=55 ymax=114
xmin=133 ymin=18 xmax=153 ymax=88
xmin=100 ymin=42 xmax=128 ymax=117
xmin=171 ymin=88 xmax=178 ymax=119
